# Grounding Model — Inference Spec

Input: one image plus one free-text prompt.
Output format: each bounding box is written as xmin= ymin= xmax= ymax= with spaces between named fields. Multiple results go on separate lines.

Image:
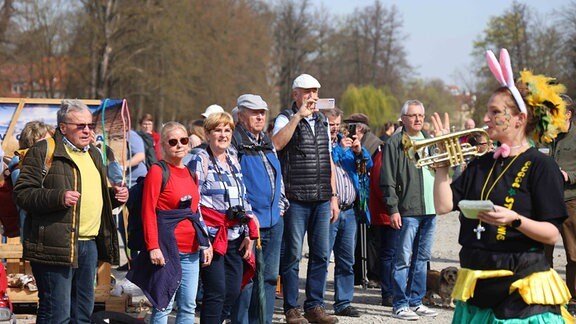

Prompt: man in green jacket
xmin=380 ymin=99 xmax=438 ymax=321
xmin=14 ymin=99 xmax=128 ymax=324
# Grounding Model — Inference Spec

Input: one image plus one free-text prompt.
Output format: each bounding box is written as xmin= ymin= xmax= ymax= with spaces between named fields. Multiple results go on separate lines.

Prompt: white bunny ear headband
xmin=486 ymin=48 xmax=527 ymax=114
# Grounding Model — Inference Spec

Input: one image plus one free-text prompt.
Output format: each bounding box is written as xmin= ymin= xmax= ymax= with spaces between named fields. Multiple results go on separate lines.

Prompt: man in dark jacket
xmin=272 ymin=74 xmax=339 ymax=324
xmin=381 ymin=99 xmax=437 ymax=320
xmin=230 ymin=94 xmax=289 ymax=324
xmin=14 ymin=99 xmax=128 ymax=324
xmin=548 ymin=95 xmax=576 ymax=314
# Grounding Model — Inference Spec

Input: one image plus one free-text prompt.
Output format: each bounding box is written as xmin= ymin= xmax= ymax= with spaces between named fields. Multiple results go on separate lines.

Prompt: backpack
xmin=0 ymin=138 xmax=55 ymax=237
xmin=136 ymin=131 xmax=158 ymax=170
xmin=126 ymin=160 xmax=196 ymax=251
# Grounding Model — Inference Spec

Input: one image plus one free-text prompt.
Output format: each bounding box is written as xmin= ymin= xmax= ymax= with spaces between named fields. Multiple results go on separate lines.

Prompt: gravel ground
xmin=112 ymin=211 xmax=568 ymax=323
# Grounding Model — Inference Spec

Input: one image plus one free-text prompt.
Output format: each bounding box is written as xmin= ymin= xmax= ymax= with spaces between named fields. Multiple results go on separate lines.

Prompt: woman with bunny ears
xmin=432 ymin=49 xmax=572 ymax=323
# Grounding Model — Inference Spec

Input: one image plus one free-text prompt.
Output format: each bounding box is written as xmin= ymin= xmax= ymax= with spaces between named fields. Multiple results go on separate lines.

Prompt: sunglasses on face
xmin=63 ymin=122 xmax=97 ymax=130
xmin=167 ymin=137 xmax=190 ymax=147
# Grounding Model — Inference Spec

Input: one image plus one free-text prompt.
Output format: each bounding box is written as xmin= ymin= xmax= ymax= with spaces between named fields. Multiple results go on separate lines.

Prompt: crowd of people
xmin=1 ymin=47 xmax=576 ymax=324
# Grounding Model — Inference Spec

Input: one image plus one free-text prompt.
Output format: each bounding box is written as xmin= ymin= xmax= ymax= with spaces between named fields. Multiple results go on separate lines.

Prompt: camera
xmin=347 ymin=124 xmax=357 ymax=139
xmin=178 ymin=195 xmax=192 ymax=209
xmin=226 ymin=205 xmax=249 ymax=224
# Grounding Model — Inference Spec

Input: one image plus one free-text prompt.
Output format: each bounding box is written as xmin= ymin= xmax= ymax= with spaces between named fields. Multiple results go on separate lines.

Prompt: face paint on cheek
xmin=494 ymin=108 xmax=512 ymax=131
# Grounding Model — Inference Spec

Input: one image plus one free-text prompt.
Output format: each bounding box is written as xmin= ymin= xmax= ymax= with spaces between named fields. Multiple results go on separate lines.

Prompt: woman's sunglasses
xmin=167 ymin=137 xmax=190 ymax=147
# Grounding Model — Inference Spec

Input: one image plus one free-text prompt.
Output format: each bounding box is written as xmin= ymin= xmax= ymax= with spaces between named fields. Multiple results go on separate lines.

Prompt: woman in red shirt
xmin=131 ymin=122 xmax=213 ymax=323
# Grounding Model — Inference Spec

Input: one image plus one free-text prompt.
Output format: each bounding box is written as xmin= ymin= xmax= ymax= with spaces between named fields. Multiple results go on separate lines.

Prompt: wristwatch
xmin=510 ymin=216 xmax=522 ymax=228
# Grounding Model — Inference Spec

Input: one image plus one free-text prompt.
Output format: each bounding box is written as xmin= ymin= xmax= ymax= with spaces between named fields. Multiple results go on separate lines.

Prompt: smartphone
xmin=316 ymin=98 xmax=335 ymax=110
xmin=347 ymin=124 xmax=357 ymax=138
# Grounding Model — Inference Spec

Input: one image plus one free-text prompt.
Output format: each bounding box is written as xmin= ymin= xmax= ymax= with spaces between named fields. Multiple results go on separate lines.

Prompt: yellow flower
xmin=518 ymin=70 xmax=567 ymax=144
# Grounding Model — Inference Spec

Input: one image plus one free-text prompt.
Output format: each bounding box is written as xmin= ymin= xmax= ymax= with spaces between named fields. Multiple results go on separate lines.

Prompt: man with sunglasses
xmin=13 ymin=99 xmax=128 ymax=323
xmin=230 ymin=94 xmax=289 ymax=324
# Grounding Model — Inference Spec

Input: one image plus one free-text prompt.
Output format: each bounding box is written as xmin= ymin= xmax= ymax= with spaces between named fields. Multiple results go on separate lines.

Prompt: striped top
xmin=187 ymin=147 xmax=253 ymax=240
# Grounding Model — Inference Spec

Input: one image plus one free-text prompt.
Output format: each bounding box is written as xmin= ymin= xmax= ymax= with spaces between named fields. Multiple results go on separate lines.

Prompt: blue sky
xmin=309 ymin=0 xmax=569 ymax=85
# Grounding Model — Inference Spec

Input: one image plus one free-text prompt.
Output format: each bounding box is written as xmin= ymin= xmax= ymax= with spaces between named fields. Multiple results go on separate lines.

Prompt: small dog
xmin=425 ymin=266 xmax=458 ymax=308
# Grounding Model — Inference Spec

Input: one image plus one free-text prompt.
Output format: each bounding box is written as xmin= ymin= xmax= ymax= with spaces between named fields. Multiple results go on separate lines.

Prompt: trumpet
xmin=404 ymin=127 xmax=490 ymax=168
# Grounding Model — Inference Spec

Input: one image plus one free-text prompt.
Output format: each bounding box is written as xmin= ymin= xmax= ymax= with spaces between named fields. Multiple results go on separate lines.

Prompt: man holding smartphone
xmin=342 ymin=113 xmax=385 ymax=292
xmin=272 ymin=73 xmax=339 ymax=324
xmin=323 ymin=108 xmax=372 ymax=318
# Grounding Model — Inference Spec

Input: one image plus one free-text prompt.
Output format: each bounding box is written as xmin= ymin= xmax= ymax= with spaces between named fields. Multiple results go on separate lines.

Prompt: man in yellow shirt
xmin=14 ymin=99 xmax=128 ymax=323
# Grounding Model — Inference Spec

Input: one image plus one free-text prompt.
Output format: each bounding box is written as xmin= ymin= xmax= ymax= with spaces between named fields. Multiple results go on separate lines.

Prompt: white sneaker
xmin=412 ymin=305 xmax=438 ymax=317
xmin=392 ymin=307 xmax=419 ymax=321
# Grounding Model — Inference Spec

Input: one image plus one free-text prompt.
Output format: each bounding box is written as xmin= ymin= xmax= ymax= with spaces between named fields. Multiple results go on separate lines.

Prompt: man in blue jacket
xmin=323 ymin=108 xmax=372 ymax=318
xmin=231 ymin=94 xmax=289 ymax=324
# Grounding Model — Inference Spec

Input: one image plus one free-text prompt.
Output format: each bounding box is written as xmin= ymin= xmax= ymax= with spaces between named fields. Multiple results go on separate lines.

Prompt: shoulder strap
xmin=231 ymin=130 xmax=244 ymax=158
xmin=156 ymin=160 xmax=170 ymax=192
xmin=155 ymin=160 xmax=196 ymax=192
xmin=41 ymin=137 xmax=56 ymax=178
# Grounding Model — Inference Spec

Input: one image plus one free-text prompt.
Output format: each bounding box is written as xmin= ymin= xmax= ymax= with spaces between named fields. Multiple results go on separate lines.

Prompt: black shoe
xmin=335 ymin=306 xmax=360 ymax=317
xmin=116 ymin=263 xmax=130 ymax=271
xmin=381 ymin=296 xmax=393 ymax=307
xmin=366 ymin=280 xmax=380 ymax=289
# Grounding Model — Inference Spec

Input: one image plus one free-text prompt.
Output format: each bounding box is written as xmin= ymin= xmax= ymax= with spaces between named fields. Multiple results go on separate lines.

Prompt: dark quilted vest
xmin=278 ymin=104 xmax=332 ymax=202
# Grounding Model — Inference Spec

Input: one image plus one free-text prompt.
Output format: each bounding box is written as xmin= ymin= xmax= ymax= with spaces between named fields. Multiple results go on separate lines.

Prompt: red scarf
xmin=200 ymin=206 xmax=257 ymax=288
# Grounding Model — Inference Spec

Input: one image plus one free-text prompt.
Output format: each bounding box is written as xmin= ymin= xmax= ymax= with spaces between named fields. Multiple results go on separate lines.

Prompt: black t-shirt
xmin=452 ymin=147 xmax=567 ymax=252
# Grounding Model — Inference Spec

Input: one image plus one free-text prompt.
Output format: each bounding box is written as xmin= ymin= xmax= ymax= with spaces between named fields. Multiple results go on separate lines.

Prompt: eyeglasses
xmin=63 ymin=122 xmax=97 ymax=130
xmin=402 ymin=114 xmax=425 ymax=119
xmin=167 ymin=137 xmax=190 ymax=147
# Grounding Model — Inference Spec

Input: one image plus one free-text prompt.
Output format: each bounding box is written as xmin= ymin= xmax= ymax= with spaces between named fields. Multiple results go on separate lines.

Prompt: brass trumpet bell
xmin=404 ymin=127 xmax=490 ymax=168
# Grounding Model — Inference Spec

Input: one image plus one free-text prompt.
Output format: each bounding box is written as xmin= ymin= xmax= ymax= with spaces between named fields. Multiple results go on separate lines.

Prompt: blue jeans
xmin=32 ymin=240 xmax=98 ymax=324
xmin=329 ymin=208 xmax=357 ymax=312
xmin=150 ymin=252 xmax=200 ymax=324
xmin=392 ymin=215 xmax=436 ymax=310
xmin=380 ymin=225 xmax=399 ymax=300
xmin=201 ymin=237 xmax=244 ymax=324
xmin=232 ymin=218 xmax=284 ymax=324
xmin=282 ymin=200 xmax=331 ymax=312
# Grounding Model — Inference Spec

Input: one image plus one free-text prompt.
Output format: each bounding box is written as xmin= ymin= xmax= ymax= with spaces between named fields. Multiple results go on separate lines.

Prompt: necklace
xmin=481 ymin=153 xmax=523 ymax=200
xmin=473 ymin=152 xmax=524 ymax=240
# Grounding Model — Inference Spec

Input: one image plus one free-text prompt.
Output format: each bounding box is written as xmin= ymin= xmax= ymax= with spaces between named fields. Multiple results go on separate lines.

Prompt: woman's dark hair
xmin=139 ymin=113 xmax=154 ymax=125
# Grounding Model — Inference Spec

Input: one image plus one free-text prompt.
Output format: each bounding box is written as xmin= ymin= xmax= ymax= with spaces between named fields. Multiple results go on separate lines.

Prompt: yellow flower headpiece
xmin=517 ymin=70 xmax=568 ymax=144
